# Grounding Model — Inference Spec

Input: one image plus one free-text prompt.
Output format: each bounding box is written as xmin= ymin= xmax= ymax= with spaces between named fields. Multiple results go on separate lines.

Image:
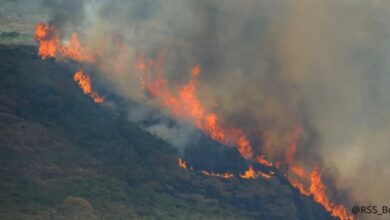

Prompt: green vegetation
xmin=0 ymin=32 xmax=32 ymax=44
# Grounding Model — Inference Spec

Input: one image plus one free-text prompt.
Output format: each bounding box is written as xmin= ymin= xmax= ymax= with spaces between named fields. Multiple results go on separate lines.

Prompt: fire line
xmin=35 ymin=22 xmax=353 ymax=220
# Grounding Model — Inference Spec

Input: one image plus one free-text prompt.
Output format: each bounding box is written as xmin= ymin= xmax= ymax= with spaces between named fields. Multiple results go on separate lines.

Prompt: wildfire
xmin=288 ymin=165 xmax=353 ymax=220
xmin=256 ymin=155 xmax=274 ymax=167
xmin=239 ymin=165 xmax=272 ymax=180
xmin=178 ymin=158 xmax=187 ymax=169
xmin=285 ymin=126 xmax=302 ymax=164
xmin=137 ymin=56 xmax=352 ymax=219
xmin=201 ymin=170 xmax=234 ymax=179
xmin=73 ymin=69 xmax=104 ymax=103
xmin=285 ymin=131 xmax=353 ymax=220
xmin=137 ymin=59 xmax=254 ymax=159
xmin=177 ymin=158 xmax=233 ymax=179
xmin=35 ymin=23 xmax=58 ymax=59
xmin=177 ymin=159 xmax=271 ymax=180
xmin=34 ymin=21 xmax=352 ymax=220
xmin=34 ymin=23 xmax=92 ymax=62
xmin=35 ymin=23 xmax=102 ymax=103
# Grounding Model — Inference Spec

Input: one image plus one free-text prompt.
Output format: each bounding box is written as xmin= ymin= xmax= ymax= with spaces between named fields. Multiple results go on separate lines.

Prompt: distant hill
xmin=0 ymin=44 xmax=335 ymax=219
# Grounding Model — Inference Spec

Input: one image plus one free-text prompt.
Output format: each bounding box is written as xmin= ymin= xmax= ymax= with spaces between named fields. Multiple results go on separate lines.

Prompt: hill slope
xmin=0 ymin=44 xmax=335 ymax=219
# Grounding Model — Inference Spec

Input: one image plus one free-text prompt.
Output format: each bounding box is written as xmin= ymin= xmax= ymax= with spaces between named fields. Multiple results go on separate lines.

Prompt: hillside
xmin=0 ymin=44 xmax=335 ymax=219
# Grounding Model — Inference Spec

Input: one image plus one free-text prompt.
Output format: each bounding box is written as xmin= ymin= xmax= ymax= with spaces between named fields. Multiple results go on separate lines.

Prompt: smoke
xmin=127 ymin=104 xmax=200 ymax=154
xmin=36 ymin=0 xmax=390 ymax=209
xmin=276 ymin=0 xmax=390 ymax=207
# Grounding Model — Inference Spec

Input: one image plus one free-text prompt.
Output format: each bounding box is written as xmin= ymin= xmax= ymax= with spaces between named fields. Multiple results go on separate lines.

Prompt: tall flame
xmin=285 ymin=130 xmax=353 ymax=220
xmin=285 ymin=126 xmax=302 ymax=164
xmin=35 ymin=23 xmax=102 ymax=103
xmin=310 ymin=167 xmax=352 ymax=220
xmin=35 ymin=23 xmax=59 ymax=59
xmin=137 ymin=59 xmax=254 ymax=159
xmin=35 ymin=21 xmax=353 ymax=220
xmin=137 ymin=57 xmax=352 ymax=219
xmin=289 ymin=166 xmax=353 ymax=220
xmin=35 ymin=23 xmax=92 ymax=62
xmin=73 ymin=69 xmax=104 ymax=104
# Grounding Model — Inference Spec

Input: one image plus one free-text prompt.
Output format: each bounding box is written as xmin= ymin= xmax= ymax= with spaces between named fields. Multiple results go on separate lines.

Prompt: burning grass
xmin=33 ymin=21 xmax=353 ymax=220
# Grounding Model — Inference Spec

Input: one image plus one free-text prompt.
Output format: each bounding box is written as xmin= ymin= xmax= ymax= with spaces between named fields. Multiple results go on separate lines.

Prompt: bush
xmin=58 ymin=196 xmax=96 ymax=220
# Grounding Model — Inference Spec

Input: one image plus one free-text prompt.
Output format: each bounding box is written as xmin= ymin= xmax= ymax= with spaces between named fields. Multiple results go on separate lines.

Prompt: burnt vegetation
xmin=0 ymin=45 xmax=335 ymax=219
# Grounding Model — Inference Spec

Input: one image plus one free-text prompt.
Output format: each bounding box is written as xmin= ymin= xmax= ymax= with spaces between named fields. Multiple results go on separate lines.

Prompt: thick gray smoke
xmin=34 ymin=0 xmax=390 ymax=210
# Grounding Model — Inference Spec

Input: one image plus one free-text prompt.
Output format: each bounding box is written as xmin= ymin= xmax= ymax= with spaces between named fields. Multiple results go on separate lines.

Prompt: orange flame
xmin=240 ymin=165 xmax=272 ymax=180
xmin=282 ymin=126 xmax=352 ymax=220
xmin=309 ymin=167 xmax=353 ymax=220
xmin=73 ymin=69 xmax=104 ymax=103
xmin=240 ymin=166 xmax=256 ymax=179
xmin=35 ymin=23 xmax=92 ymax=62
xmin=177 ymin=159 xmax=270 ymax=180
xmin=35 ymin=23 xmax=59 ymax=59
xmin=35 ymin=22 xmax=352 ymax=220
xmin=178 ymin=158 xmax=187 ymax=169
xmin=61 ymin=32 xmax=92 ymax=62
xmin=177 ymin=158 xmax=233 ymax=179
xmin=285 ymin=126 xmax=302 ymax=164
xmin=290 ymin=164 xmax=307 ymax=178
xmin=256 ymin=155 xmax=274 ymax=167
xmin=137 ymin=59 xmax=254 ymax=159
xmin=290 ymin=178 xmax=310 ymax=196
xmin=289 ymin=165 xmax=353 ymax=220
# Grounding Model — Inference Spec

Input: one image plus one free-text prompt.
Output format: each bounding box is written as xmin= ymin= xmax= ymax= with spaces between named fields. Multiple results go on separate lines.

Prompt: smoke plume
xmin=34 ymin=0 xmax=390 ymax=211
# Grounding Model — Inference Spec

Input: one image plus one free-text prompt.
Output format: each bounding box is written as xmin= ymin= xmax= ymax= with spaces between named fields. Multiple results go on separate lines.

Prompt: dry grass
xmin=0 ymin=0 xmax=48 ymax=44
